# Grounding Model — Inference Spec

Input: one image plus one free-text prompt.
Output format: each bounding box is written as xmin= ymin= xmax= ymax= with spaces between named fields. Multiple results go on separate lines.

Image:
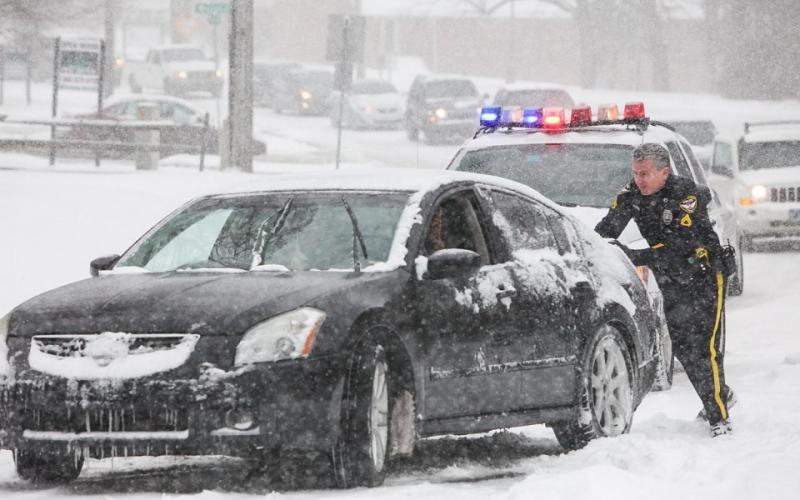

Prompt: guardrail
xmin=0 ymin=112 xmax=212 ymax=171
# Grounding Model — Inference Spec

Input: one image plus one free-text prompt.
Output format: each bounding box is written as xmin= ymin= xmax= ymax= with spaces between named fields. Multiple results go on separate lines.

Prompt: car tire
xmin=552 ymin=325 xmax=635 ymax=451
xmin=332 ymin=342 xmax=392 ymax=488
xmin=14 ymin=446 xmax=84 ymax=484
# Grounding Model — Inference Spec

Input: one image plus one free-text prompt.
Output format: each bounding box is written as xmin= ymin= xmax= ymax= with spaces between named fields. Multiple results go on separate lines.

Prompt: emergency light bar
xmin=479 ymin=106 xmax=502 ymax=127
xmin=522 ymin=107 xmax=543 ymax=127
xmin=476 ymin=101 xmax=649 ymax=134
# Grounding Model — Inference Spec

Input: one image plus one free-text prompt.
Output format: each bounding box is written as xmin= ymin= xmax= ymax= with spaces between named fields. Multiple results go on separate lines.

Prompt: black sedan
xmin=0 ymin=170 xmax=661 ymax=487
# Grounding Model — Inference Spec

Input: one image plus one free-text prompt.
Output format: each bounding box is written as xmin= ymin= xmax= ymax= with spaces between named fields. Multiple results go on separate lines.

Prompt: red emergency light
xmin=624 ymin=102 xmax=646 ymax=120
xmin=570 ymin=106 xmax=592 ymax=126
xmin=542 ymin=107 xmax=566 ymax=129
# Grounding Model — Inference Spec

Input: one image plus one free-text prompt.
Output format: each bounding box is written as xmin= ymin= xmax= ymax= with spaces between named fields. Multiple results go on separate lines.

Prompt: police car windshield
xmin=454 ymin=144 xmax=632 ymax=208
xmin=740 ymin=141 xmax=800 ymax=170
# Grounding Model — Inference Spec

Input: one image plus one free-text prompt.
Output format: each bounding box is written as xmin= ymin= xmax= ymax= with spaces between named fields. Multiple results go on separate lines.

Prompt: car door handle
xmin=495 ymin=287 xmax=517 ymax=299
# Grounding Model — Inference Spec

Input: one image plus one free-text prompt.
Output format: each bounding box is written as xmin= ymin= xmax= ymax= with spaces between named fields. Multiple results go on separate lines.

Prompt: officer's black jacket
xmin=595 ymin=174 xmax=724 ymax=284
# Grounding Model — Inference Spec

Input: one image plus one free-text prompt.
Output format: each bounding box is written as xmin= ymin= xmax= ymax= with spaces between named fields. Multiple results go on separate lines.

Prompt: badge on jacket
xmin=680 ymin=195 xmax=698 ymax=214
xmin=662 ymin=209 xmax=673 ymax=225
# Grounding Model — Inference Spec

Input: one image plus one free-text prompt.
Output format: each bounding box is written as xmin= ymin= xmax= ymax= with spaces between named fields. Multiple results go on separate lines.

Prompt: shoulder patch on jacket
xmin=680 ymin=195 xmax=698 ymax=214
xmin=680 ymin=213 xmax=693 ymax=227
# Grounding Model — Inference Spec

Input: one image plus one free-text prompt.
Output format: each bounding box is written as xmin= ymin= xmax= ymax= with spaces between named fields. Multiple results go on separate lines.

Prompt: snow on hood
xmin=739 ymin=165 xmax=800 ymax=186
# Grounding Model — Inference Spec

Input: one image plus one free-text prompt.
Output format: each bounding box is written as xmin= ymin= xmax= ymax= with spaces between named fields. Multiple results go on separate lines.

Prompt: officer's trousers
xmin=660 ymin=270 xmax=731 ymax=425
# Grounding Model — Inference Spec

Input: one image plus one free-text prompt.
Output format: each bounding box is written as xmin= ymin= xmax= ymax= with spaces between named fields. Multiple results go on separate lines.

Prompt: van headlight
xmin=0 ymin=313 xmax=10 ymax=379
xmin=751 ymin=185 xmax=768 ymax=200
xmin=234 ymin=308 xmax=326 ymax=366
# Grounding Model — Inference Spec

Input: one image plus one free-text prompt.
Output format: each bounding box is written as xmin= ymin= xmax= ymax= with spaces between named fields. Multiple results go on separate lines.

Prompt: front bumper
xmin=0 ymin=356 xmax=345 ymax=458
xmin=737 ymin=202 xmax=800 ymax=239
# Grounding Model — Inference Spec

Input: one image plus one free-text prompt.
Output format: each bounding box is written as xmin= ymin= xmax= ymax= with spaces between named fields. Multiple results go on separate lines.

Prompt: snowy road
xmin=1 ymin=168 xmax=799 ymax=499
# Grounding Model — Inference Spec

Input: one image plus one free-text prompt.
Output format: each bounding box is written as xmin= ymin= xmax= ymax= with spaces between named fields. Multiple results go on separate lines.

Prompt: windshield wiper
xmin=250 ymin=196 xmax=294 ymax=269
xmin=556 ymin=201 xmax=580 ymax=207
xmin=341 ymin=196 xmax=368 ymax=272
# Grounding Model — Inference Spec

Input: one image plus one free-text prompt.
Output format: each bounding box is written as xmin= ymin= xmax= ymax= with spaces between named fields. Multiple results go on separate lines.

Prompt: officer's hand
xmin=607 ymin=239 xmax=634 ymax=259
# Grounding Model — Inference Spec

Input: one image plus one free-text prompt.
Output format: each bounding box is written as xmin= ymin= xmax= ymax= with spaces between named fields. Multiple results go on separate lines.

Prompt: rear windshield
xmin=667 ymin=121 xmax=716 ymax=146
xmin=425 ymin=80 xmax=478 ymax=99
xmin=740 ymin=141 xmax=800 ymax=170
xmin=495 ymin=89 xmax=574 ymax=108
xmin=453 ymin=143 xmax=633 ymax=208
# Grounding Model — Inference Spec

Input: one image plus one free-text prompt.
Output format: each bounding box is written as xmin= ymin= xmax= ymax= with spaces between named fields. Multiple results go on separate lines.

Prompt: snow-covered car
xmin=271 ymin=68 xmax=334 ymax=115
xmin=404 ymin=76 xmax=483 ymax=144
xmin=447 ymin=103 xmax=745 ymax=297
xmin=665 ymin=120 xmax=718 ymax=170
xmin=59 ymin=94 xmax=266 ymax=157
xmin=127 ymin=45 xmax=224 ymax=97
xmin=710 ymin=121 xmax=800 ymax=249
xmin=0 ymin=169 xmax=661 ymax=487
xmin=253 ymin=60 xmax=302 ymax=107
xmin=327 ymin=79 xmax=404 ymax=129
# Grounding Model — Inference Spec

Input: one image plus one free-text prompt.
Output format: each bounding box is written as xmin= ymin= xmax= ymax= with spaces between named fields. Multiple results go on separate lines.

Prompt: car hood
xmin=564 ymin=206 xmax=649 ymax=249
xmin=9 ymin=271 xmax=382 ymax=337
xmin=739 ymin=165 xmax=800 ymax=186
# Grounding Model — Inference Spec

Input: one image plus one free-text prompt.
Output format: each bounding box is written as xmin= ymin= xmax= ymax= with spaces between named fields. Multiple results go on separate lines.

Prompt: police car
xmin=709 ymin=121 xmax=800 ymax=250
xmin=446 ymin=102 xmax=745 ymax=300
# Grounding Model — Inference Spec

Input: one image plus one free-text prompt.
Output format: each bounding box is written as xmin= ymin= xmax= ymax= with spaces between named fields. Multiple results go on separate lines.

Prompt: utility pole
xmin=103 ymin=0 xmax=116 ymax=97
xmin=227 ymin=0 xmax=254 ymax=173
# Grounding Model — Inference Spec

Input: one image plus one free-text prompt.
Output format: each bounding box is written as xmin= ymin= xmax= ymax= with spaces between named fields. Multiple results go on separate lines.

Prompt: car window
xmin=539 ymin=206 xmax=575 ymax=255
xmin=739 ymin=140 xmax=800 ymax=170
xmin=665 ymin=141 xmax=693 ymax=179
xmin=680 ymin=139 xmax=709 ymax=185
xmin=713 ymin=141 xmax=733 ymax=168
xmin=424 ymin=80 xmax=478 ymax=99
xmin=488 ymin=190 xmax=558 ymax=253
xmin=424 ymin=192 xmax=491 ymax=265
xmin=162 ymin=103 xmax=196 ymax=124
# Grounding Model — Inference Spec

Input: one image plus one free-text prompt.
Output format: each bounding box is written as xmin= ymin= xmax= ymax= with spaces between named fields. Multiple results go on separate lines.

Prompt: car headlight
xmin=300 ymin=90 xmax=312 ymax=100
xmin=216 ymin=68 xmax=224 ymax=78
xmin=434 ymin=108 xmax=447 ymax=119
xmin=741 ymin=184 xmax=768 ymax=206
xmin=234 ymin=307 xmax=326 ymax=365
xmin=0 ymin=313 xmax=10 ymax=378
xmin=178 ymin=71 xmax=188 ymax=80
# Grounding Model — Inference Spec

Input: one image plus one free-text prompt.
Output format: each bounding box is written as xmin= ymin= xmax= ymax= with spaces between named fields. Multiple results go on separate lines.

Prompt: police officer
xmin=595 ymin=143 xmax=735 ymax=437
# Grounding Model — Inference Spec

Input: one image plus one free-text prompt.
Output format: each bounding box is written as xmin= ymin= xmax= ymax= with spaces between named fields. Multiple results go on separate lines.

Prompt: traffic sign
xmin=195 ymin=1 xmax=229 ymax=25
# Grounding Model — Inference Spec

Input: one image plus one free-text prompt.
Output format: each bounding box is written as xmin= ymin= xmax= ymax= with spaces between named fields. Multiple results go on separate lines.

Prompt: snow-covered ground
xmin=1 ymin=78 xmax=800 ymax=498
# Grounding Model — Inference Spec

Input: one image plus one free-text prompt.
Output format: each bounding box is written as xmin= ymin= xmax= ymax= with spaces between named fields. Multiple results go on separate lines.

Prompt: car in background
xmin=253 ymin=60 xmax=302 ymax=107
xmin=0 ymin=169 xmax=661 ymax=487
xmin=493 ymin=85 xmax=575 ymax=110
xmin=447 ymin=102 xmax=745 ymax=299
xmin=271 ymin=68 xmax=334 ymax=115
xmin=404 ymin=76 xmax=483 ymax=144
xmin=127 ymin=45 xmax=224 ymax=97
xmin=327 ymin=79 xmax=403 ymax=129
xmin=710 ymin=120 xmax=800 ymax=250
xmin=665 ymin=120 xmax=718 ymax=170
xmin=61 ymin=94 xmax=265 ymax=157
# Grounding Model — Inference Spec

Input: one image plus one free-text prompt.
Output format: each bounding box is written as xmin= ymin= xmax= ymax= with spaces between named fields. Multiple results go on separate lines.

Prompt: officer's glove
xmin=718 ymin=244 xmax=738 ymax=279
xmin=607 ymin=239 xmax=650 ymax=266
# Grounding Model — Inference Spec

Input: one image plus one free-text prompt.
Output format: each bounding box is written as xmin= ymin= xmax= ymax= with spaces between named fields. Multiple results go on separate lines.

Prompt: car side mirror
xmin=90 ymin=254 xmax=121 ymax=277
xmin=426 ymin=249 xmax=481 ymax=280
xmin=711 ymin=163 xmax=734 ymax=179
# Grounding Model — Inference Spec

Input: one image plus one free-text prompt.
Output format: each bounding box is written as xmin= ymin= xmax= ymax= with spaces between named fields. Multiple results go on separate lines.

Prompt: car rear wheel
xmin=14 ymin=446 xmax=84 ymax=484
xmin=552 ymin=325 xmax=634 ymax=451
xmin=332 ymin=342 xmax=391 ymax=488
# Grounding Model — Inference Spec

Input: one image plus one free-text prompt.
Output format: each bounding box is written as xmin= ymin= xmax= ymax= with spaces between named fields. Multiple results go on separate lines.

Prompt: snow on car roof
xmin=458 ymin=123 xmax=680 ymax=150
xmin=743 ymin=123 xmax=800 ymax=143
xmin=104 ymin=93 xmax=202 ymax=112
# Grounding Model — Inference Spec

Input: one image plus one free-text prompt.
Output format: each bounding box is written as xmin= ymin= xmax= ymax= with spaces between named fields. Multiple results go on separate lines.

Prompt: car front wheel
xmin=14 ymin=446 xmax=84 ymax=484
xmin=332 ymin=342 xmax=391 ymax=488
xmin=552 ymin=325 xmax=634 ymax=451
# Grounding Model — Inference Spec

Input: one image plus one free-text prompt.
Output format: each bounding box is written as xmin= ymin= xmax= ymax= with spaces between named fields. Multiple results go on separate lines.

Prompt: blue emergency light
xmin=479 ymin=106 xmax=502 ymax=127
xmin=522 ymin=107 xmax=543 ymax=127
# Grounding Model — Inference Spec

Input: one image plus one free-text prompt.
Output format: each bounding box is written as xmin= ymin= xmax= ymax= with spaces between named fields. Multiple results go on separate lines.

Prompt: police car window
xmin=453 ymin=143 xmax=632 ymax=208
xmin=740 ymin=141 xmax=800 ymax=170
xmin=680 ymin=140 xmax=709 ymax=185
xmin=665 ymin=141 xmax=693 ymax=179
xmin=489 ymin=191 xmax=558 ymax=253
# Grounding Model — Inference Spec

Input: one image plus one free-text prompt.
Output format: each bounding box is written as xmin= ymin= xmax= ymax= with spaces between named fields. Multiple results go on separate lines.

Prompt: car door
xmin=480 ymin=189 xmax=581 ymax=409
xmin=416 ymin=188 xmax=520 ymax=419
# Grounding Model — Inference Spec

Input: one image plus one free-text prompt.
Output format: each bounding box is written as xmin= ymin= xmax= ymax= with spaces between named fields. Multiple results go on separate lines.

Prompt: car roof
xmin=199 ymin=167 xmax=562 ymax=210
xmin=458 ymin=123 xmax=681 ymax=151
xmin=104 ymin=93 xmax=201 ymax=112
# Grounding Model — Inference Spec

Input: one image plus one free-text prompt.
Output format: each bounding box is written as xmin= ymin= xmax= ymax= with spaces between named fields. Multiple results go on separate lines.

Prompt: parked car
xmin=253 ymin=60 xmax=302 ymax=107
xmin=665 ymin=120 xmax=718 ymax=170
xmin=327 ymin=79 xmax=404 ymax=129
xmin=271 ymin=68 xmax=334 ymax=115
xmin=0 ymin=169 xmax=662 ymax=487
xmin=404 ymin=76 xmax=483 ymax=144
xmin=447 ymin=102 xmax=745 ymax=297
xmin=710 ymin=120 xmax=800 ymax=250
xmin=61 ymin=94 xmax=266 ymax=157
xmin=493 ymin=85 xmax=575 ymax=110
xmin=127 ymin=45 xmax=223 ymax=97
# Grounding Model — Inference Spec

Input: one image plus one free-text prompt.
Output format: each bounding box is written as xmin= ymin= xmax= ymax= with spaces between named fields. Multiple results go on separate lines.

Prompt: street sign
xmin=195 ymin=1 xmax=229 ymax=25
xmin=59 ymin=38 xmax=102 ymax=90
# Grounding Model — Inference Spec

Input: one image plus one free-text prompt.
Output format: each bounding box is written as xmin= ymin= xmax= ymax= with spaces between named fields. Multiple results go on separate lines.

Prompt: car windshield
xmin=293 ymin=71 xmax=333 ymax=90
xmin=454 ymin=143 xmax=633 ymax=208
xmin=352 ymin=80 xmax=397 ymax=95
xmin=496 ymin=89 xmax=574 ymax=108
xmin=740 ymin=140 xmax=800 ymax=170
xmin=425 ymin=80 xmax=478 ymax=99
xmin=162 ymin=48 xmax=207 ymax=62
xmin=116 ymin=192 xmax=410 ymax=272
xmin=667 ymin=121 xmax=716 ymax=145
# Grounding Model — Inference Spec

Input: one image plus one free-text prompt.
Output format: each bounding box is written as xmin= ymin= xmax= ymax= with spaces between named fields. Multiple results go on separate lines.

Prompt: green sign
xmin=195 ymin=2 xmax=229 ymax=25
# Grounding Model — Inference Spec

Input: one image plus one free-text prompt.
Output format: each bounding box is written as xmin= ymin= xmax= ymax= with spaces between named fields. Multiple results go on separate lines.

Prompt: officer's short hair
xmin=633 ymin=143 xmax=671 ymax=170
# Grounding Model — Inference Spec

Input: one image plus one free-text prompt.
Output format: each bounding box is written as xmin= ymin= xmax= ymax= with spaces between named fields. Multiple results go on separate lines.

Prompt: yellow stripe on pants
xmin=710 ymin=271 xmax=727 ymax=420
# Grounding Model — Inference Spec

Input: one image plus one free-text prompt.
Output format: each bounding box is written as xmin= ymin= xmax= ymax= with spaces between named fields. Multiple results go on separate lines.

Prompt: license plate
xmin=791 ymin=209 xmax=800 ymax=224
